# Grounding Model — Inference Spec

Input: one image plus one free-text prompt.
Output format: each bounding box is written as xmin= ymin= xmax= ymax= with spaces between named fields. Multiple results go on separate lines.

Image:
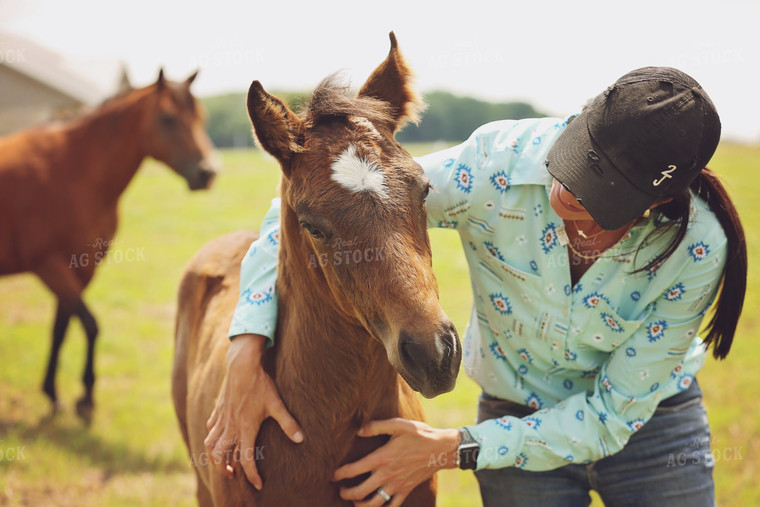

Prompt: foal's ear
xmin=246 ymin=80 xmax=305 ymax=171
xmin=358 ymin=32 xmax=424 ymax=133
xmin=156 ymin=67 xmax=166 ymax=90
xmin=185 ymin=69 xmax=199 ymax=87
xmin=117 ymin=65 xmax=133 ymax=95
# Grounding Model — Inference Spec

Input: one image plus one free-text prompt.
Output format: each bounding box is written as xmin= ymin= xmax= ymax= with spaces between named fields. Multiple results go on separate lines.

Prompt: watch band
xmin=456 ymin=427 xmax=480 ymax=470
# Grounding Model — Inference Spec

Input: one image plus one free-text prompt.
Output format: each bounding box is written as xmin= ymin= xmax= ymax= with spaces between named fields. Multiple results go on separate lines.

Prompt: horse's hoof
xmin=51 ymin=400 xmax=63 ymax=414
xmin=75 ymin=397 xmax=94 ymax=426
xmin=40 ymin=400 xmax=63 ymax=424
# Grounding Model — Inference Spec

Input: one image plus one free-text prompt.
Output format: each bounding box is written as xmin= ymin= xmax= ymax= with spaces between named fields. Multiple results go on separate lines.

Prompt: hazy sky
xmin=2 ymin=0 xmax=758 ymax=141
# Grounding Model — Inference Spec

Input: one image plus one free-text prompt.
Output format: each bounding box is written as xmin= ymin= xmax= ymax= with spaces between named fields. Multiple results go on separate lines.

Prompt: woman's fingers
xmin=239 ymin=421 xmax=262 ymax=490
xmin=267 ymin=394 xmax=304 ymax=444
xmin=334 ymin=419 xmax=412 ymax=483
xmin=387 ymin=489 xmax=410 ymax=507
xmin=333 ymin=449 xmax=384 ymax=482
xmin=332 ymin=418 xmax=450 ymax=506
xmin=353 ymin=493 xmax=391 ymax=507
xmin=213 ymin=430 xmax=237 ymax=477
xmin=203 ymin=418 xmax=223 ymax=460
xmin=338 ymin=465 xmax=386 ymax=501
xmin=357 ymin=418 xmax=409 ymax=438
xmin=352 ymin=489 xmax=410 ymax=507
xmin=206 ymin=402 xmax=220 ymax=431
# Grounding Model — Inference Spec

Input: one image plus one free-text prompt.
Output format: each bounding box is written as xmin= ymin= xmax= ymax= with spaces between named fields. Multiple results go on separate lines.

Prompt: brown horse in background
xmin=0 ymin=70 xmax=218 ymax=422
xmin=173 ymin=34 xmax=461 ymax=506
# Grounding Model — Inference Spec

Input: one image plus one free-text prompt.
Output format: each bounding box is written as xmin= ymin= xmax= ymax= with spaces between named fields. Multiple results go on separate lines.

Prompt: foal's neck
xmin=274 ymin=203 xmax=400 ymax=433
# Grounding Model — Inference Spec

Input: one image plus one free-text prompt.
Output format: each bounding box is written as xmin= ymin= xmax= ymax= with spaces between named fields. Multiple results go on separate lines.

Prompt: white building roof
xmin=1 ymin=31 xmax=124 ymax=105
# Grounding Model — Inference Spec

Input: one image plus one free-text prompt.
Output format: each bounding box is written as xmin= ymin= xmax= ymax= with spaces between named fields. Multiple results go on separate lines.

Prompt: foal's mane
xmin=302 ymin=74 xmax=394 ymax=126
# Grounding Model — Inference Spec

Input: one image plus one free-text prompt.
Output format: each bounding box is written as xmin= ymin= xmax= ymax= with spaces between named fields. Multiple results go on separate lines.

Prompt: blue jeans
xmin=475 ymin=381 xmax=715 ymax=506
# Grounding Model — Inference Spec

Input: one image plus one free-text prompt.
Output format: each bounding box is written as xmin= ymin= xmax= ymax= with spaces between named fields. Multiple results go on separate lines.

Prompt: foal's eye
xmin=300 ymin=221 xmax=325 ymax=240
xmin=159 ymin=114 xmax=178 ymax=128
xmin=423 ymin=182 xmax=432 ymax=200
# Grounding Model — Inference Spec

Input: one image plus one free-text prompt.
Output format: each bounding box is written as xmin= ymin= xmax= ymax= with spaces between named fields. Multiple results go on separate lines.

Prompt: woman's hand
xmin=204 ymin=333 xmax=303 ymax=490
xmin=332 ymin=418 xmax=460 ymax=507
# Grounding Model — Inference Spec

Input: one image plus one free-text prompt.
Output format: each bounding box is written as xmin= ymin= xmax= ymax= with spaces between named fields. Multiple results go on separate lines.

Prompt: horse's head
xmin=246 ymin=33 xmax=461 ymax=398
xmin=145 ymin=70 xmax=218 ymax=190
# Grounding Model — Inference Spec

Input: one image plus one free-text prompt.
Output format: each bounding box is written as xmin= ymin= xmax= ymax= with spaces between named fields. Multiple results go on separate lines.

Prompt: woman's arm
xmin=206 ymin=198 xmax=304 ymax=488
xmin=227 ymin=198 xmax=282 ymax=347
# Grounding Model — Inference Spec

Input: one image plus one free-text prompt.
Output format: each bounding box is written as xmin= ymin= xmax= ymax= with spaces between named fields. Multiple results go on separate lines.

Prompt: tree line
xmin=201 ymin=90 xmax=546 ymax=148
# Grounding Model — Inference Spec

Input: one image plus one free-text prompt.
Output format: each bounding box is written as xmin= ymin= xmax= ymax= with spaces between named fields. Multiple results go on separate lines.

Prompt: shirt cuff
xmin=465 ymin=419 xmax=523 ymax=471
xmin=228 ymin=309 xmax=276 ymax=349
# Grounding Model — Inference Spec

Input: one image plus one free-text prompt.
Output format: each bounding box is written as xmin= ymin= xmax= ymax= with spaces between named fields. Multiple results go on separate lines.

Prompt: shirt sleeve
xmin=466 ymin=237 xmax=727 ymax=471
xmin=417 ymin=120 xmax=519 ymax=230
xmin=227 ymin=198 xmax=281 ymax=348
xmin=418 ymin=118 xmax=556 ymax=231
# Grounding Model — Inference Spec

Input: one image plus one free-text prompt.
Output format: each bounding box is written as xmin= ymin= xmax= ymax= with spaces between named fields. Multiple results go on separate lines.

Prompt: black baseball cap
xmin=546 ymin=67 xmax=721 ymax=230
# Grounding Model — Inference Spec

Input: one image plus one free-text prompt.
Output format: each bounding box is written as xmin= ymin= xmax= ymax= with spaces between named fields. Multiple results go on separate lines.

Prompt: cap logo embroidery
xmin=653 ymin=165 xmax=677 ymax=187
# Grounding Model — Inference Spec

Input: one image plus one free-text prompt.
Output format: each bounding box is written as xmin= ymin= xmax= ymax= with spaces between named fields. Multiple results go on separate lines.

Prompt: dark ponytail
xmin=689 ymin=169 xmax=747 ymax=359
xmin=634 ymin=168 xmax=747 ymax=359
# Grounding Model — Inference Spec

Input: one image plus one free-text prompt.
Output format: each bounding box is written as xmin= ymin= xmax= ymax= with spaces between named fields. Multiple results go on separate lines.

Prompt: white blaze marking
xmin=331 ymin=145 xmax=388 ymax=199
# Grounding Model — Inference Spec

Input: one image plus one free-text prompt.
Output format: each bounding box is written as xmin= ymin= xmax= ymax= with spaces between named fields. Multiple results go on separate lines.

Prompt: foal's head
xmin=143 ymin=70 xmax=218 ymax=190
xmin=247 ymin=33 xmax=460 ymax=398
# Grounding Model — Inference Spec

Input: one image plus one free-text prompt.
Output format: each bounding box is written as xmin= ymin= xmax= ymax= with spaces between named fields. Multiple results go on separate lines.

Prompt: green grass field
xmin=0 ymin=143 xmax=757 ymax=506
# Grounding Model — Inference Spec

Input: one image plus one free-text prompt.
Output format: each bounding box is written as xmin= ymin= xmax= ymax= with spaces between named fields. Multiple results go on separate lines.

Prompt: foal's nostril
xmin=399 ymin=331 xmax=428 ymax=383
xmin=396 ymin=324 xmax=461 ymax=397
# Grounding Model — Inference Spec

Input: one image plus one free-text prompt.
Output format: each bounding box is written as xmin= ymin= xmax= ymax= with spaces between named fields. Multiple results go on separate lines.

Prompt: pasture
xmin=0 ymin=142 xmax=758 ymax=506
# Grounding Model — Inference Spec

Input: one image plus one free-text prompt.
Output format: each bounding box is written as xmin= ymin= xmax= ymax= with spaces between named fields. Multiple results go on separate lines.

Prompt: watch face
xmin=457 ymin=428 xmax=479 ymax=470
xmin=459 ymin=442 xmax=480 ymax=470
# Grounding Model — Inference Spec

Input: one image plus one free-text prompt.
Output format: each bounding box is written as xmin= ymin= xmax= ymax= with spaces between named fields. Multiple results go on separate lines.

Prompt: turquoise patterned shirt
xmin=228 ymin=117 xmax=726 ymax=471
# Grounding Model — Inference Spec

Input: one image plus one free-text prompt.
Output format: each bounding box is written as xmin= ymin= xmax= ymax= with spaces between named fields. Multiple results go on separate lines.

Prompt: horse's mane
xmin=56 ymin=86 xmax=145 ymax=125
xmin=302 ymin=74 xmax=394 ymax=126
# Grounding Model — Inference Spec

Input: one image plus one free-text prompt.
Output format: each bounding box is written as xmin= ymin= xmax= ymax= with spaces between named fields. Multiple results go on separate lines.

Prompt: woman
xmin=204 ymin=67 xmax=746 ymax=506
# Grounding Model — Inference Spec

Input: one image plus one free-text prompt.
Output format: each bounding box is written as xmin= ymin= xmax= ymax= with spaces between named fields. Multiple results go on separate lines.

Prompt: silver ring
xmin=376 ymin=487 xmax=391 ymax=502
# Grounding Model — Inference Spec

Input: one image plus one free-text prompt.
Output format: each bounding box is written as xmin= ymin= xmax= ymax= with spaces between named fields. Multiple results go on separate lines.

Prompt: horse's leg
xmin=73 ymin=301 xmax=99 ymax=424
xmin=34 ymin=256 xmax=90 ymax=418
xmin=42 ymin=301 xmax=73 ymax=414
